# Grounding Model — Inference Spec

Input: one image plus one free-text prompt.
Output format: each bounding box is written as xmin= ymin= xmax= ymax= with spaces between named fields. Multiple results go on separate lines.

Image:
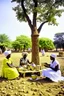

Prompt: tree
xmin=0 ymin=34 xmax=11 ymax=47
xmin=54 ymin=32 xmax=64 ymax=50
xmin=16 ymin=35 xmax=31 ymax=49
xmin=12 ymin=0 xmax=64 ymax=65
xmin=12 ymin=41 xmax=21 ymax=51
xmin=0 ymin=43 xmax=6 ymax=52
xmin=12 ymin=35 xmax=31 ymax=51
xmin=39 ymin=38 xmax=55 ymax=51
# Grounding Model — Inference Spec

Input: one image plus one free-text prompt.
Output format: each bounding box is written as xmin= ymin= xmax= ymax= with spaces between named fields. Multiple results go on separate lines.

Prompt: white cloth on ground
xmin=41 ymin=60 xmax=64 ymax=82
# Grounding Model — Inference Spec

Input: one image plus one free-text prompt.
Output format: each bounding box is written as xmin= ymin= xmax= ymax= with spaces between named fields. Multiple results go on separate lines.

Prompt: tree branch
xmin=33 ymin=0 xmax=38 ymax=27
xmin=38 ymin=21 xmax=48 ymax=33
xmin=21 ymin=0 xmax=33 ymax=30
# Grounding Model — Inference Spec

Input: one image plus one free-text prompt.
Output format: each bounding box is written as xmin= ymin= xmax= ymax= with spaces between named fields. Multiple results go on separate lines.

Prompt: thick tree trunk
xmin=31 ymin=27 xmax=40 ymax=65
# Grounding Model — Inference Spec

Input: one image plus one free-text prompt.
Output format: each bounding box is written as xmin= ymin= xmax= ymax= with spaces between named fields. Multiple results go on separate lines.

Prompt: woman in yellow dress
xmin=2 ymin=50 xmax=19 ymax=79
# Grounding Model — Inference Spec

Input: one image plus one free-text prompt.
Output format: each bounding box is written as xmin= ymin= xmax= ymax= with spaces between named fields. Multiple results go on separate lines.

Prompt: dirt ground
xmin=0 ymin=77 xmax=64 ymax=96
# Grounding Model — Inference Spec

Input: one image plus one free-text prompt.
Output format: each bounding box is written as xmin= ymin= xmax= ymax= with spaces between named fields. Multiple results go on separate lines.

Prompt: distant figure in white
xmin=41 ymin=49 xmax=45 ymax=56
xmin=41 ymin=53 xmax=64 ymax=82
xmin=28 ymin=48 xmax=31 ymax=53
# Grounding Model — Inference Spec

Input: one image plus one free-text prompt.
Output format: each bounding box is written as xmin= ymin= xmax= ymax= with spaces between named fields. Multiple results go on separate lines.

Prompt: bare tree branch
xmin=38 ymin=21 xmax=48 ymax=33
xmin=33 ymin=0 xmax=38 ymax=27
xmin=21 ymin=0 xmax=33 ymax=30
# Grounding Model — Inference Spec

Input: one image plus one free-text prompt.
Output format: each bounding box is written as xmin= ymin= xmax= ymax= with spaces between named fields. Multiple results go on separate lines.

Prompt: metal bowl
xmin=31 ymin=75 xmax=37 ymax=80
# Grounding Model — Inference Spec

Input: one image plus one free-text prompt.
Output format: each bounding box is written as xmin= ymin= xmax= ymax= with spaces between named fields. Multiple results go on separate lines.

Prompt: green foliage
xmin=0 ymin=34 xmax=11 ymax=47
xmin=12 ymin=41 xmax=21 ymax=51
xmin=12 ymin=35 xmax=31 ymax=50
xmin=12 ymin=0 xmax=64 ymax=25
xmin=16 ymin=35 xmax=31 ymax=49
xmin=39 ymin=37 xmax=55 ymax=50
xmin=0 ymin=34 xmax=9 ymax=43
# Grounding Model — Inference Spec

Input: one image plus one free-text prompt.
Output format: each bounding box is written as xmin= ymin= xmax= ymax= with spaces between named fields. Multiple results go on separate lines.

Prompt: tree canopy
xmin=39 ymin=38 xmax=55 ymax=51
xmin=12 ymin=35 xmax=31 ymax=51
xmin=12 ymin=0 xmax=64 ymax=32
xmin=0 ymin=34 xmax=11 ymax=47
xmin=12 ymin=40 xmax=21 ymax=51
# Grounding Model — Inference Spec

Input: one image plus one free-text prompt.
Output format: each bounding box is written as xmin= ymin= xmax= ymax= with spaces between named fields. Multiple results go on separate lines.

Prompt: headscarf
xmin=22 ymin=52 xmax=28 ymax=56
xmin=50 ymin=53 xmax=56 ymax=59
xmin=4 ymin=50 xmax=11 ymax=57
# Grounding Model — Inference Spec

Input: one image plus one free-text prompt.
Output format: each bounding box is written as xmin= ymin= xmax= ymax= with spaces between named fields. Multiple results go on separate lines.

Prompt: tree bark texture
xmin=31 ymin=27 xmax=40 ymax=65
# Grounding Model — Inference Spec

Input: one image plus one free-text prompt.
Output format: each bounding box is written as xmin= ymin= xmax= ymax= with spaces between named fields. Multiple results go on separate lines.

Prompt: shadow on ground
xmin=27 ymin=77 xmax=53 ymax=83
xmin=0 ymin=77 xmax=7 ymax=82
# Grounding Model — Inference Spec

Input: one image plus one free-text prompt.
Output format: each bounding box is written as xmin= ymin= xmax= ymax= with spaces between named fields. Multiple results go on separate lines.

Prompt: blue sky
xmin=0 ymin=0 xmax=64 ymax=41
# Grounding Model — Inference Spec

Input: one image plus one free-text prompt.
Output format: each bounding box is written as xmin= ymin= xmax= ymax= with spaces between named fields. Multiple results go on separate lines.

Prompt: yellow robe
xmin=2 ymin=58 xmax=19 ymax=79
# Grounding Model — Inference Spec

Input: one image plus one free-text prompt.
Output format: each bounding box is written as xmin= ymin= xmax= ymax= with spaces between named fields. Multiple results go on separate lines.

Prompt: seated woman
xmin=19 ymin=52 xmax=36 ymax=70
xmin=2 ymin=50 xmax=19 ymax=80
xmin=41 ymin=53 xmax=64 ymax=82
xmin=19 ymin=52 xmax=30 ymax=67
